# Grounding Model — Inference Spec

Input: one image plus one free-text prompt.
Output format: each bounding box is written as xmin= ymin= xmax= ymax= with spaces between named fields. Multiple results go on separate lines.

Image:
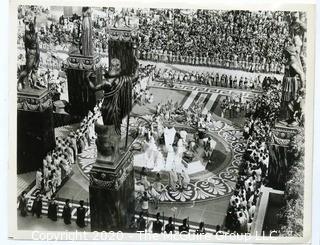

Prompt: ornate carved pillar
xmin=107 ymin=24 xmax=139 ymax=76
xmin=63 ymin=53 xmax=103 ymax=118
xmin=89 ymin=23 xmax=138 ymax=232
xmin=17 ymin=89 xmax=55 ymax=173
xmin=89 ymin=123 xmax=135 ymax=232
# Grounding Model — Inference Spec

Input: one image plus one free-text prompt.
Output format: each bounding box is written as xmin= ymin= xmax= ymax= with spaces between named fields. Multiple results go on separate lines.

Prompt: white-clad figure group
xmin=141 ymin=125 xmax=190 ymax=174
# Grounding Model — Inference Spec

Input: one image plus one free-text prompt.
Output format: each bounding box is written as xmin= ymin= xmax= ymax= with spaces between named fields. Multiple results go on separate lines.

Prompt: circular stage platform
xmin=77 ymin=115 xmax=246 ymax=203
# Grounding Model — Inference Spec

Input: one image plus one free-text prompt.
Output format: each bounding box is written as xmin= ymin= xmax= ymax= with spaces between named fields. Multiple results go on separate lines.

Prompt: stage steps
xmin=182 ymin=91 xmax=198 ymax=109
xmin=202 ymin=93 xmax=219 ymax=114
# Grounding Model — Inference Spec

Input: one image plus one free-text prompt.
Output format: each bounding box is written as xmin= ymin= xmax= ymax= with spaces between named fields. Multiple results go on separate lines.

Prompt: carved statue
xmin=81 ymin=7 xmax=93 ymax=56
xmin=86 ymin=56 xmax=139 ymax=158
xmin=281 ymin=12 xmax=306 ymax=126
xmin=18 ymin=17 xmax=43 ymax=90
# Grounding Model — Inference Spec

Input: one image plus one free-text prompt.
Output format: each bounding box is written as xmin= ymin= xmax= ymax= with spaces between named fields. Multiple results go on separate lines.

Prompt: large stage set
xmin=15 ymin=6 xmax=308 ymax=238
xmin=88 ymin=25 xmax=139 ymax=231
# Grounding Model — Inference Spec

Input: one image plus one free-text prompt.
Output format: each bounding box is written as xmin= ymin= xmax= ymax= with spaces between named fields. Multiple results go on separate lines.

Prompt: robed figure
xmin=31 ymin=194 xmax=42 ymax=218
xmin=47 ymin=198 xmax=58 ymax=221
xmin=86 ymin=57 xmax=138 ymax=157
xmin=136 ymin=212 xmax=146 ymax=232
xmin=165 ymin=217 xmax=175 ymax=234
xmin=18 ymin=191 xmax=28 ymax=217
xmin=76 ymin=200 xmax=86 ymax=228
xmin=281 ymin=12 xmax=306 ymax=126
xmin=62 ymin=199 xmax=72 ymax=225
xmin=81 ymin=7 xmax=93 ymax=56
xmin=152 ymin=213 xmax=163 ymax=233
xmin=179 ymin=218 xmax=190 ymax=234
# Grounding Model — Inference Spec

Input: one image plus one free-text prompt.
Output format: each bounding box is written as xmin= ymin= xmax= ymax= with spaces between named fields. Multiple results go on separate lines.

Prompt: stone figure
xmin=281 ymin=12 xmax=306 ymax=126
xmin=18 ymin=17 xmax=43 ymax=90
xmin=81 ymin=7 xmax=93 ymax=56
xmin=86 ymin=57 xmax=139 ymax=158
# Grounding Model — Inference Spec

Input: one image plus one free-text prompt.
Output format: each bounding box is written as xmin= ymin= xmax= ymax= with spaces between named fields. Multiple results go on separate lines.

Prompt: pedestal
xmin=89 ymin=145 xmax=135 ymax=232
xmin=17 ymin=89 xmax=55 ymax=173
xmin=63 ymin=53 xmax=103 ymax=118
xmin=268 ymin=125 xmax=301 ymax=190
xmin=89 ymin=26 xmax=138 ymax=232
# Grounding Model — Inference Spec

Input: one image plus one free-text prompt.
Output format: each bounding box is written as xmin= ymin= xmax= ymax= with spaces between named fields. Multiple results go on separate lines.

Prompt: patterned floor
xmin=77 ymin=116 xmax=246 ymax=203
xmin=18 ymin=78 xmax=249 ymax=225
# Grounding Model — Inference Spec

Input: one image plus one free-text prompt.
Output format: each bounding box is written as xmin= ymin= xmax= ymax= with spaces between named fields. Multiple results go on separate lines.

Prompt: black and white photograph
xmin=8 ymin=0 xmax=316 ymax=242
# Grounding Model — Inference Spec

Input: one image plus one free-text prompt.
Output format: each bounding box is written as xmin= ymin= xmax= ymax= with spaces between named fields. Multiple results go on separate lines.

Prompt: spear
xmin=70 ymin=196 xmax=74 ymax=224
xmin=146 ymin=212 xmax=149 ymax=233
xmin=86 ymin=198 xmax=89 ymax=227
xmin=173 ymin=213 xmax=176 ymax=233
xmin=187 ymin=216 xmax=190 ymax=233
xmin=162 ymin=211 xmax=165 ymax=233
xmin=125 ymin=113 xmax=130 ymax=148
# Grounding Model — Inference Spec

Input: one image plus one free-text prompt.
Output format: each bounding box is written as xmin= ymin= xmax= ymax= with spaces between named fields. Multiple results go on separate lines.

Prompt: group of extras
xmin=131 ymin=212 xmax=223 ymax=235
xmin=17 ymin=102 xmax=102 ymax=228
xmin=224 ymin=85 xmax=281 ymax=234
xmin=153 ymin=66 xmax=277 ymax=91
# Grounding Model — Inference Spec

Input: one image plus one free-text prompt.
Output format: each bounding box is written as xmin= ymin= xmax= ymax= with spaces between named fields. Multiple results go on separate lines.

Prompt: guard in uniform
xmin=152 ymin=213 xmax=163 ymax=233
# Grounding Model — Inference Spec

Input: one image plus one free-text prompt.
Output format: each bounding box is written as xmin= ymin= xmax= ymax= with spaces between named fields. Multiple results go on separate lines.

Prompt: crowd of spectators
xmin=137 ymin=9 xmax=298 ymax=74
xmin=18 ymin=6 xmax=305 ymax=75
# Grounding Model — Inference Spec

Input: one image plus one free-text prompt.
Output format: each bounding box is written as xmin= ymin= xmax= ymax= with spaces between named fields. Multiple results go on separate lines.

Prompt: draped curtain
xmin=108 ymin=40 xmax=134 ymax=76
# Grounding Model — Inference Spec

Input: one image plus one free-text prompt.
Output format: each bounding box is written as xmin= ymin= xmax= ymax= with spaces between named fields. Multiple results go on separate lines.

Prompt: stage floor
xmin=18 ymin=82 xmax=249 ymax=231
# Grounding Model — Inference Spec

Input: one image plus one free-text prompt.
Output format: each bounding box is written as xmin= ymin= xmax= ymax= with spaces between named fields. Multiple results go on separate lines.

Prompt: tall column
xmin=17 ymin=89 xmax=55 ymax=173
xmin=63 ymin=54 xmax=103 ymax=118
xmin=89 ymin=123 xmax=135 ymax=232
xmin=89 ymin=24 xmax=138 ymax=232
xmin=107 ymin=27 xmax=139 ymax=76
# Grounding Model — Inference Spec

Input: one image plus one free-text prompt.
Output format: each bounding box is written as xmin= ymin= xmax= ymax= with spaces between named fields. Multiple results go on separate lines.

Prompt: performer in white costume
xmin=144 ymin=136 xmax=164 ymax=169
xmin=209 ymin=138 xmax=217 ymax=151
xmin=165 ymin=144 xmax=176 ymax=171
xmin=156 ymin=117 xmax=164 ymax=136
xmin=176 ymin=139 xmax=186 ymax=157
xmin=179 ymin=130 xmax=188 ymax=144
xmin=164 ymin=126 xmax=176 ymax=152
xmin=174 ymin=139 xmax=186 ymax=173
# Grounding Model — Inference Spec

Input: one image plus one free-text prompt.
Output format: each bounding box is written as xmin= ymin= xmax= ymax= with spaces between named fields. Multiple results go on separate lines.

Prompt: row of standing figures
xmin=18 ymin=192 xmax=88 ymax=228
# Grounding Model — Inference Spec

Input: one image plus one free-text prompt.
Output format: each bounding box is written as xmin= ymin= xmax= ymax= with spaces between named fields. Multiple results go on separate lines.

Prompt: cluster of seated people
xmin=18 ymin=6 xmax=304 ymax=76
xmin=35 ymin=103 xmax=101 ymax=199
xmin=137 ymin=9 xmax=296 ymax=74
